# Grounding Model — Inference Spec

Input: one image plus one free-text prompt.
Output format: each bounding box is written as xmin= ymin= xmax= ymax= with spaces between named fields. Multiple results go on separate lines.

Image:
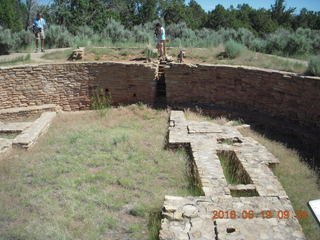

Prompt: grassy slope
xmin=167 ymin=46 xmax=307 ymax=73
xmin=0 ymin=105 xmax=195 ymax=240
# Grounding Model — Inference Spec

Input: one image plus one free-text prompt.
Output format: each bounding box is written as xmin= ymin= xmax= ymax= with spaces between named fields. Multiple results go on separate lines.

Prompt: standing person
xmin=155 ymin=23 xmax=166 ymax=59
xmin=33 ymin=13 xmax=46 ymax=53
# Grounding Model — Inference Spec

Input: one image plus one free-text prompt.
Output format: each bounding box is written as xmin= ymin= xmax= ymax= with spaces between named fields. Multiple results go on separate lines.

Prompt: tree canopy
xmin=1 ymin=0 xmax=320 ymax=35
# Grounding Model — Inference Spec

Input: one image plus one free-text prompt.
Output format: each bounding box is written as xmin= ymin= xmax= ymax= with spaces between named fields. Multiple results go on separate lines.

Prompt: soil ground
xmin=0 ymin=46 xmax=308 ymax=74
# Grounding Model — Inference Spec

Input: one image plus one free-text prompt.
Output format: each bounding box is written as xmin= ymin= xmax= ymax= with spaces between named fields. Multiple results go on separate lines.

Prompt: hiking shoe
xmin=41 ymin=49 xmax=45 ymax=53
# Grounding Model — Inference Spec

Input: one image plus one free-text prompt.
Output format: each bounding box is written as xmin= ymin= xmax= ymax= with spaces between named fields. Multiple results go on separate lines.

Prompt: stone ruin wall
xmin=165 ymin=63 xmax=320 ymax=129
xmin=0 ymin=62 xmax=157 ymax=111
xmin=1 ymin=62 xmax=320 ymax=130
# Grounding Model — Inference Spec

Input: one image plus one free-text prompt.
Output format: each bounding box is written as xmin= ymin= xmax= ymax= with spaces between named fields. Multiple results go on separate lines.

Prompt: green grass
xmin=307 ymin=55 xmax=320 ymax=76
xmin=0 ymin=105 xmax=198 ymax=240
xmin=167 ymin=46 xmax=307 ymax=73
xmin=0 ymin=54 xmax=31 ymax=66
xmin=41 ymin=49 xmax=74 ymax=60
xmin=217 ymin=150 xmax=252 ymax=185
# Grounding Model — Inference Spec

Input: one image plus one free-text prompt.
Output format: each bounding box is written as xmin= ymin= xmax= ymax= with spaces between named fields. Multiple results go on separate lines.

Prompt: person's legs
xmin=40 ymin=30 xmax=45 ymax=52
xmin=41 ymin=39 xmax=45 ymax=52
xmin=161 ymin=40 xmax=166 ymax=57
xmin=35 ymin=39 xmax=39 ymax=50
xmin=35 ymin=32 xmax=40 ymax=52
xmin=156 ymin=42 xmax=162 ymax=58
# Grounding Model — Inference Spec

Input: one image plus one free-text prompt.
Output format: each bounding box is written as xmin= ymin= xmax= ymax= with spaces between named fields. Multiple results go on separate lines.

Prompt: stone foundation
xmin=1 ymin=62 xmax=320 ymax=129
xmin=0 ymin=62 xmax=157 ymax=111
xmin=160 ymin=110 xmax=305 ymax=239
xmin=165 ymin=63 xmax=320 ymax=129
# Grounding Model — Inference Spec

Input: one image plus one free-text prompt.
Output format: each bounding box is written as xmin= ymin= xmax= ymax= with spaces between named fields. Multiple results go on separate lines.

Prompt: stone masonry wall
xmin=165 ymin=63 xmax=320 ymax=128
xmin=0 ymin=62 xmax=157 ymax=111
xmin=1 ymin=61 xmax=320 ymax=129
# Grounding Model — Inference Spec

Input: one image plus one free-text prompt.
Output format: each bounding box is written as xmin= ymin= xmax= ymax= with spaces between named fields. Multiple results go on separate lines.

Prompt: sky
xmin=195 ymin=0 xmax=320 ymax=12
xmin=22 ymin=0 xmax=320 ymax=13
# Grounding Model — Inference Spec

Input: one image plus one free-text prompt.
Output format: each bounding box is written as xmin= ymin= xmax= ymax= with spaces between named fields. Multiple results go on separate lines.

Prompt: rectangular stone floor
xmin=159 ymin=110 xmax=305 ymax=240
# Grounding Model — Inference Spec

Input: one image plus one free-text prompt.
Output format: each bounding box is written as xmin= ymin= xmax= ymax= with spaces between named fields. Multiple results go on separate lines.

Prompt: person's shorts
xmin=35 ymin=29 xmax=45 ymax=40
xmin=157 ymin=40 xmax=165 ymax=46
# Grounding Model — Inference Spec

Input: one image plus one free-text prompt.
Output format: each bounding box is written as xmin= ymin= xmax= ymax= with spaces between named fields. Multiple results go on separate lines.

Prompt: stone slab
xmin=0 ymin=104 xmax=58 ymax=122
xmin=162 ymin=110 xmax=305 ymax=239
xmin=188 ymin=121 xmax=223 ymax=133
xmin=12 ymin=112 xmax=56 ymax=149
xmin=160 ymin=196 xmax=305 ymax=240
xmin=0 ymin=122 xmax=33 ymax=133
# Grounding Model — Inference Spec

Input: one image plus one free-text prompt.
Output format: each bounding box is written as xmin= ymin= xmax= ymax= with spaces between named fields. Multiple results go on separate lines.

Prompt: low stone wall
xmin=1 ymin=61 xmax=320 ymax=130
xmin=0 ymin=104 xmax=58 ymax=122
xmin=0 ymin=62 xmax=157 ymax=111
xmin=165 ymin=63 xmax=320 ymax=129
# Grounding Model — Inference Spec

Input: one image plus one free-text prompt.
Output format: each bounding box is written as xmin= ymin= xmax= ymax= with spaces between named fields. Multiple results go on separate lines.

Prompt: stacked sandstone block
xmin=165 ymin=63 xmax=320 ymax=129
xmin=0 ymin=62 xmax=157 ymax=111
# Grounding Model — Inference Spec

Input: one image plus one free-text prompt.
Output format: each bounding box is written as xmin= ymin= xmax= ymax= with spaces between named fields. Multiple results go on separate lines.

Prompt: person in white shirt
xmin=155 ymin=23 xmax=166 ymax=58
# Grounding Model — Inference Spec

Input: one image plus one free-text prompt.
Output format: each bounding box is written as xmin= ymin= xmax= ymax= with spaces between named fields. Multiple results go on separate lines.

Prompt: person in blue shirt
xmin=33 ymin=13 xmax=46 ymax=53
xmin=155 ymin=23 xmax=166 ymax=59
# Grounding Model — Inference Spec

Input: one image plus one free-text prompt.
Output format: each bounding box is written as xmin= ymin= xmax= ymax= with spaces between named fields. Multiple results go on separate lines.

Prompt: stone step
xmin=12 ymin=112 xmax=56 ymax=149
xmin=0 ymin=122 xmax=33 ymax=133
xmin=0 ymin=104 xmax=59 ymax=122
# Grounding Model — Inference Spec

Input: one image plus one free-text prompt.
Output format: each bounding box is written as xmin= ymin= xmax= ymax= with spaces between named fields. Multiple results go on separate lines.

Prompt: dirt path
xmin=0 ymin=48 xmax=71 ymax=64
xmin=0 ymin=47 xmax=309 ymax=67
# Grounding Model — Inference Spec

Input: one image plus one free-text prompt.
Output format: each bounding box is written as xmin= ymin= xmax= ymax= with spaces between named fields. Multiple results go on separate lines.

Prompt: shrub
xmin=219 ymin=28 xmax=238 ymax=41
xmin=46 ymin=25 xmax=74 ymax=48
xmin=132 ymin=26 xmax=153 ymax=43
xmin=224 ymin=40 xmax=246 ymax=59
xmin=166 ymin=22 xmax=196 ymax=40
xmin=236 ymin=28 xmax=255 ymax=47
xmin=102 ymin=19 xmax=132 ymax=43
xmin=250 ymin=38 xmax=268 ymax=52
xmin=91 ymin=88 xmax=112 ymax=117
xmin=311 ymin=34 xmax=320 ymax=54
xmin=265 ymin=28 xmax=290 ymax=55
xmin=144 ymin=47 xmax=158 ymax=60
xmin=14 ymin=30 xmax=34 ymax=50
xmin=307 ymin=56 xmax=320 ymax=76
xmin=0 ymin=26 xmax=17 ymax=54
xmin=284 ymin=34 xmax=312 ymax=56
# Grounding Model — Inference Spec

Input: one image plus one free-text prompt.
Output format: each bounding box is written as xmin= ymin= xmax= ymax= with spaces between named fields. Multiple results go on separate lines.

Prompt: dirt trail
xmin=0 ymin=47 xmax=309 ymax=67
xmin=0 ymin=48 xmax=71 ymax=64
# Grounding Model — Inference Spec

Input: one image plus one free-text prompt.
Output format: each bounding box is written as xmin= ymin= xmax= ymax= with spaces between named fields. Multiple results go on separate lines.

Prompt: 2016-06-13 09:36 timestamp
xmin=212 ymin=210 xmax=309 ymax=220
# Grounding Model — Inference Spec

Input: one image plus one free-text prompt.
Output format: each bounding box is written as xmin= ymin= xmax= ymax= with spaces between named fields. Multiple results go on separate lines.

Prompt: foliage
xmin=0 ymin=26 xmax=17 ymax=54
xmin=101 ymin=19 xmax=133 ymax=43
xmin=0 ymin=0 xmax=26 ymax=32
xmin=45 ymin=25 xmax=74 ymax=48
xmin=224 ymin=40 xmax=246 ymax=59
xmin=307 ymin=56 xmax=320 ymax=76
xmin=0 ymin=54 xmax=31 ymax=66
xmin=91 ymin=88 xmax=112 ymax=117
xmin=14 ymin=30 xmax=34 ymax=49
